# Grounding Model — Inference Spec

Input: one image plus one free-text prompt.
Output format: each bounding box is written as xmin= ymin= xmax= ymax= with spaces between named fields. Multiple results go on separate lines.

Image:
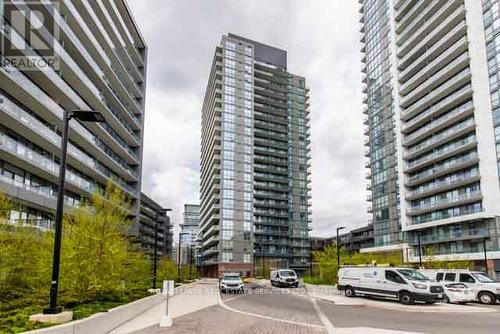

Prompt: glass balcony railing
xmin=0 ymin=93 xmax=137 ymax=180
xmin=408 ymin=190 xmax=482 ymax=214
xmin=407 ymin=152 xmax=478 ymax=184
xmin=407 ymin=135 xmax=476 ymax=169
xmin=407 ymin=169 xmax=478 ymax=198
xmin=403 ymin=100 xmax=473 ymax=143
xmin=406 ymin=118 xmax=475 ymax=156
xmin=402 ymin=70 xmax=471 ymax=119
xmin=1 ymin=133 xmax=97 ymax=193
xmin=410 ymin=228 xmax=488 ymax=244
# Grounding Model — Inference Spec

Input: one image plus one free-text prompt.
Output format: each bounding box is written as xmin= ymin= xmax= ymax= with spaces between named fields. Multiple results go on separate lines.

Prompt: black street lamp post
xmin=418 ymin=231 xmax=423 ymax=268
xmin=336 ymin=226 xmax=346 ymax=269
xmin=44 ymin=110 xmax=104 ymax=315
xmin=188 ymin=244 xmax=193 ymax=281
xmin=483 ymin=238 xmax=488 ymax=272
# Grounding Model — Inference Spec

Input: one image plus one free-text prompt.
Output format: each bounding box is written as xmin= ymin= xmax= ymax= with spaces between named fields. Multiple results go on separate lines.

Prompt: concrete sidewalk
xmin=305 ymin=283 xmax=497 ymax=313
xmin=109 ymin=279 xmax=219 ymax=334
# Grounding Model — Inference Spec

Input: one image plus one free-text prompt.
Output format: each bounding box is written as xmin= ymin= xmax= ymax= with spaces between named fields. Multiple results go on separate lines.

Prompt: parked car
xmin=441 ymin=283 xmax=476 ymax=304
xmin=420 ymin=269 xmax=500 ymax=305
xmin=219 ymin=273 xmax=244 ymax=294
xmin=338 ymin=266 xmax=444 ymax=305
xmin=270 ymin=269 xmax=299 ymax=288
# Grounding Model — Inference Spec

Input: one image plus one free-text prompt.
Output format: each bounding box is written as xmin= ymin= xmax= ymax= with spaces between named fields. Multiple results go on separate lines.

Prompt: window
xmin=222 ymin=209 xmax=233 ymax=218
xmin=244 ymin=254 xmax=251 ymax=263
xmin=222 ymin=252 xmax=233 ymax=262
xmin=436 ymin=273 xmax=444 ymax=281
xmin=444 ymin=273 xmax=456 ymax=282
xmin=459 ymin=273 xmax=475 ymax=284
xmin=244 ymin=221 xmax=251 ymax=231
xmin=223 ymin=200 xmax=234 ymax=209
xmin=222 ymin=230 xmax=234 ymax=240
xmin=222 ymin=220 xmax=233 ymax=229
xmin=385 ymin=270 xmax=405 ymax=284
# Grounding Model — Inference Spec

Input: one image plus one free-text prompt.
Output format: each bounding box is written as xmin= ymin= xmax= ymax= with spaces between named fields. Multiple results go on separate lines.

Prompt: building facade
xmin=361 ymin=0 xmax=500 ymax=267
xmin=179 ymin=204 xmax=200 ymax=265
xmin=139 ymin=193 xmax=173 ymax=258
xmin=0 ymin=1 xmax=147 ymax=231
xmin=310 ymin=224 xmax=374 ymax=253
xmin=200 ymin=34 xmax=311 ymax=277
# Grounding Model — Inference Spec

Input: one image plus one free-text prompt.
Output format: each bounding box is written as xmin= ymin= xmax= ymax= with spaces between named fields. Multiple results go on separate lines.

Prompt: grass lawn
xmin=0 ymin=289 xmax=150 ymax=333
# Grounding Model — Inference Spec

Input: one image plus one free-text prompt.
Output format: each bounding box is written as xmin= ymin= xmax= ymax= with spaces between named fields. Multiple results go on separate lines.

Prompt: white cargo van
xmin=270 ymin=269 xmax=299 ymax=288
xmin=420 ymin=269 xmax=500 ymax=305
xmin=338 ymin=267 xmax=444 ymax=305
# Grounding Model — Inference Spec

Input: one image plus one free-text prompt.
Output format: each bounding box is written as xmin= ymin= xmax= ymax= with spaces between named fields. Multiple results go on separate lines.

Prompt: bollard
xmin=159 ymin=280 xmax=174 ymax=327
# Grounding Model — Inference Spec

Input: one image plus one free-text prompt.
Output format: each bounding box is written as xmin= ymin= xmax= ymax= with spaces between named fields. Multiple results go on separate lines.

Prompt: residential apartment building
xmin=179 ymin=204 xmax=200 ymax=264
xmin=0 ymin=1 xmax=147 ymax=234
xmin=310 ymin=225 xmax=374 ymax=253
xmin=361 ymin=0 xmax=500 ymax=268
xmin=181 ymin=204 xmax=200 ymax=246
xmin=139 ymin=193 xmax=173 ymax=258
xmin=200 ymin=34 xmax=311 ymax=277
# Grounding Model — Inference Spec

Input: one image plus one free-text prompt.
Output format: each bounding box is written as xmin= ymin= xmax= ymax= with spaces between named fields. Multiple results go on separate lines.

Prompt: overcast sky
xmin=128 ymin=0 xmax=367 ymax=239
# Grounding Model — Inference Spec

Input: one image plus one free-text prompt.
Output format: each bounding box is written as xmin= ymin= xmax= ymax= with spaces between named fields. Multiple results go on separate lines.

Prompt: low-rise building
xmin=138 ymin=193 xmax=173 ymax=258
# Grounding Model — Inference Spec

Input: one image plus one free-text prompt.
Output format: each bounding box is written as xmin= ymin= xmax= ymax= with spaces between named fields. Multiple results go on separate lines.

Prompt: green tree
xmin=157 ymin=258 xmax=178 ymax=282
xmin=0 ymin=191 xmax=13 ymax=220
xmin=422 ymin=245 xmax=470 ymax=269
xmin=62 ymin=182 xmax=149 ymax=300
xmin=0 ymin=192 xmax=52 ymax=297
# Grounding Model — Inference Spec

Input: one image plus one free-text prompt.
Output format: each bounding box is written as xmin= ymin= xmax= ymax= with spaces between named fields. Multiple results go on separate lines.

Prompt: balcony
xmin=404 ymin=118 xmax=476 ymax=160
xmin=397 ymin=0 xmax=439 ymax=38
xmin=398 ymin=16 xmax=467 ymax=72
xmin=401 ymin=69 xmax=472 ymax=121
xmin=405 ymin=136 xmax=477 ymax=173
xmin=407 ymin=191 xmax=483 ymax=216
xmin=406 ymin=153 xmax=479 ymax=187
xmin=400 ymin=53 xmax=470 ymax=108
xmin=402 ymin=101 xmax=474 ymax=145
xmin=398 ymin=0 xmax=463 ymax=58
xmin=399 ymin=30 xmax=468 ymax=84
xmin=395 ymin=0 xmax=422 ymax=25
xmin=408 ymin=228 xmax=488 ymax=246
xmin=406 ymin=175 xmax=481 ymax=201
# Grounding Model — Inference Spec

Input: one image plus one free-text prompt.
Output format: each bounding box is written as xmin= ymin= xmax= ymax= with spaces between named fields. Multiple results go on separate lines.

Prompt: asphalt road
xmin=152 ymin=282 xmax=500 ymax=334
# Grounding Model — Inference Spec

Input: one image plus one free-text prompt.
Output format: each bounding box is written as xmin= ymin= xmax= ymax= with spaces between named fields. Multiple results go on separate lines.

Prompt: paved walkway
xmin=109 ymin=279 xmax=219 ymax=334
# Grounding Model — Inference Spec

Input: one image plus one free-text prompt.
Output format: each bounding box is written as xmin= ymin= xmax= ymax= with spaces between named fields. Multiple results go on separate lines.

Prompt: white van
xmin=338 ymin=267 xmax=444 ymax=305
xmin=420 ymin=269 xmax=500 ymax=305
xmin=270 ymin=269 xmax=299 ymax=288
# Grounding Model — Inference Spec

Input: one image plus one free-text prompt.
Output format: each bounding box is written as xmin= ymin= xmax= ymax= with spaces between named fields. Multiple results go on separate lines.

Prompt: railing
xmin=405 ymin=118 xmax=475 ymax=156
xmin=403 ymin=100 xmax=473 ymax=142
xmin=402 ymin=69 xmax=471 ymax=119
xmin=406 ymin=171 xmax=478 ymax=198
xmin=407 ymin=135 xmax=476 ymax=169
xmin=408 ymin=190 xmax=482 ymax=214
xmin=406 ymin=152 xmax=478 ymax=184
